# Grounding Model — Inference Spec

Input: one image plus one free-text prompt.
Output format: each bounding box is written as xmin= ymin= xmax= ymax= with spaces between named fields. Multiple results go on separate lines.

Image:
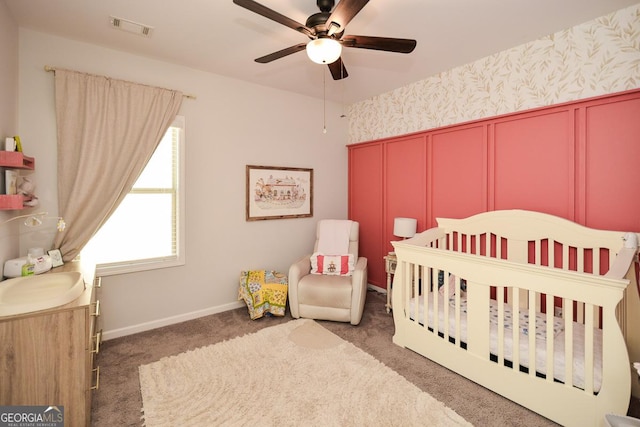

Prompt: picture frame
xmin=246 ymin=165 xmax=313 ymax=221
xmin=48 ymin=249 xmax=64 ymax=267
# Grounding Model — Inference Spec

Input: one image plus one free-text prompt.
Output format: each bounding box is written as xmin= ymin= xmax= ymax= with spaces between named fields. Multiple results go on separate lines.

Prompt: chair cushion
xmin=298 ymin=274 xmax=353 ymax=309
xmin=310 ymin=253 xmax=355 ymax=276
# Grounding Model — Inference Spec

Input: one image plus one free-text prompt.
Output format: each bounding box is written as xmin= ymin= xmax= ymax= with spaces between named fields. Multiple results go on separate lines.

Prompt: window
xmin=82 ymin=116 xmax=185 ymax=275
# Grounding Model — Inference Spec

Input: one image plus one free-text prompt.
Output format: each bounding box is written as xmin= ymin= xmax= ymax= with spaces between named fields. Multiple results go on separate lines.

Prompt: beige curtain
xmin=52 ymin=69 xmax=183 ymax=261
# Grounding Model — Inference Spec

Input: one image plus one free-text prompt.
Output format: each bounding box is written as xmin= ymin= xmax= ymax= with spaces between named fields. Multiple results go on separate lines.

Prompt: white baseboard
xmin=368 ymin=283 xmax=387 ymax=294
xmin=103 ymin=285 xmax=387 ymax=341
xmin=102 ymin=300 xmax=245 ymax=341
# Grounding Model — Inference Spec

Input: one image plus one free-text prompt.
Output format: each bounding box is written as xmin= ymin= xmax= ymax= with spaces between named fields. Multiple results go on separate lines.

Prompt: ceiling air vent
xmin=109 ymin=16 xmax=154 ymax=37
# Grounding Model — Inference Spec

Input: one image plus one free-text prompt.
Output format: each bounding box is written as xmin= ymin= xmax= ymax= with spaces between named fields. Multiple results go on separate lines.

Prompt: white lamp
xmin=306 ymin=38 xmax=342 ymax=64
xmin=393 ymin=217 xmax=417 ymax=239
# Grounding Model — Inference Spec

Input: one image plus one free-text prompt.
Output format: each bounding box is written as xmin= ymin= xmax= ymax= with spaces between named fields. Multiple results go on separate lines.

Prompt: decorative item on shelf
xmin=13 ymin=135 xmax=23 ymax=152
xmin=17 ymin=177 xmax=39 ymax=207
xmin=393 ymin=217 xmax=417 ymax=240
xmin=4 ymin=137 xmax=16 ymax=152
xmin=5 ymin=170 xmax=17 ymax=195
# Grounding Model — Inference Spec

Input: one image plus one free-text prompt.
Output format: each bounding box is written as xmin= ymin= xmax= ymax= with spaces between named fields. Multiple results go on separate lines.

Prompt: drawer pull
xmin=91 ymin=300 xmax=101 ymax=317
xmin=92 ymin=330 xmax=103 ymax=354
xmin=91 ymin=366 xmax=100 ymax=390
xmin=93 ymin=276 xmax=102 ymax=288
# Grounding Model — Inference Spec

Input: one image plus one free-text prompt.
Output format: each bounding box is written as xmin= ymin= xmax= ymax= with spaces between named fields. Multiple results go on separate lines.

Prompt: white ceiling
xmin=5 ymin=0 xmax=639 ymax=104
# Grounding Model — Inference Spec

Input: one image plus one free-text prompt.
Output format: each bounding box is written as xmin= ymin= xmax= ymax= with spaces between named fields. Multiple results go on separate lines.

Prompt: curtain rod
xmin=44 ymin=65 xmax=196 ymax=100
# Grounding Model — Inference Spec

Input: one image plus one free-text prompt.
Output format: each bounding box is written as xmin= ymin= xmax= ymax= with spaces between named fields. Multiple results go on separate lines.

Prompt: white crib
xmin=391 ymin=210 xmax=639 ymax=427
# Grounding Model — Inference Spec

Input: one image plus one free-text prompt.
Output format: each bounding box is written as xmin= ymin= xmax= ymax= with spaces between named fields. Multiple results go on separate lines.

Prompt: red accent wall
xmin=348 ymin=89 xmax=640 ymax=288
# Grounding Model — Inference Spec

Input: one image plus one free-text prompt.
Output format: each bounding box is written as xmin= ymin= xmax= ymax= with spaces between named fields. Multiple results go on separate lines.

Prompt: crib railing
xmin=441 ymin=229 xmax=625 ymax=331
xmin=400 ymin=257 xmax=610 ymax=392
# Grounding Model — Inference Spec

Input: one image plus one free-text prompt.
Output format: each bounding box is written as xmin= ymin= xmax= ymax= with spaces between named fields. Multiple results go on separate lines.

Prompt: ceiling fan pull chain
xmin=323 ymin=69 xmax=327 ymax=134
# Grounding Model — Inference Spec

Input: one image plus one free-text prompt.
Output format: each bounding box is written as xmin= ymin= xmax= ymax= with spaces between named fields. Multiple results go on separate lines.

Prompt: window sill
xmin=95 ymin=256 xmax=185 ymax=277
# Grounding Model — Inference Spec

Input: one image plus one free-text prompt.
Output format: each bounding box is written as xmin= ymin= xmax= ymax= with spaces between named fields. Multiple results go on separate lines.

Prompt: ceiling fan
xmin=232 ymin=0 xmax=417 ymax=80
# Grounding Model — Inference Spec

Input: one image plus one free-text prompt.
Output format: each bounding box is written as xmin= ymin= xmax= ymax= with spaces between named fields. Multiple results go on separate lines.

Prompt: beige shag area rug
xmin=139 ymin=319 xmax=472 ymax=426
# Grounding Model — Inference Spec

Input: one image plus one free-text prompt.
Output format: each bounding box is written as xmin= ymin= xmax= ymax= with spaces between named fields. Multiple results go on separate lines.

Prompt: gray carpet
xmin=91 ymin=290 xmax=640 ymax=426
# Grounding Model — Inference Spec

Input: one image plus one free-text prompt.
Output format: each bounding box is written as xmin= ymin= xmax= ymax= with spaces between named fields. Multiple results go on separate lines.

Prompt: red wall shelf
xmin=0 ymin=151 xmax=35 ymax=210
xmin=0 ymin=151 xmax=35 ymax=170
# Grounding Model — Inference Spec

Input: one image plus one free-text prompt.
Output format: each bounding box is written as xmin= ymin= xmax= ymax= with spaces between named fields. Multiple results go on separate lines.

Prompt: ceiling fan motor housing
xmin=317 ymin=0 xmax=335 ymax=13
xmin=306 ymin=12 xmax=330 ymax=34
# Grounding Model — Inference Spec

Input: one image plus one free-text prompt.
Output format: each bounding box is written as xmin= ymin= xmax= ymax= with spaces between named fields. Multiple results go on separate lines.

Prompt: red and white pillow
xmin=310 ymin=253 xmax=355 ymax=276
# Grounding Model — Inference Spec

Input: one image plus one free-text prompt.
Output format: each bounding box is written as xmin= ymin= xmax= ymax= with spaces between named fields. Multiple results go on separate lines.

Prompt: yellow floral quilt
xmin=239 ymin=270 xmax=288 ymax=320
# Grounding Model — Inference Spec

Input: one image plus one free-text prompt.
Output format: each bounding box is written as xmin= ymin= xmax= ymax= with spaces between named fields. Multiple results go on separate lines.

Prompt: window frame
xmin=91 ymin=115 xmax=186 ymax=277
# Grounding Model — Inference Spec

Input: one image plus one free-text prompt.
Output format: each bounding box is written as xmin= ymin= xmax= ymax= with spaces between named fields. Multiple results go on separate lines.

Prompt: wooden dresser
xmin=0 ymin=261 xmax=101 ymax=426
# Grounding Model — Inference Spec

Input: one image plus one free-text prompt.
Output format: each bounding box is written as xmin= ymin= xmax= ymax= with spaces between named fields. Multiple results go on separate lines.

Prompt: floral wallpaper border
xmin=347 ymin=4 xmax=640 ymax=144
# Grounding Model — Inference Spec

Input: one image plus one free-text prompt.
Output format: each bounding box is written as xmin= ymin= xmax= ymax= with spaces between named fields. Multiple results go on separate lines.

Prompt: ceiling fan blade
xmin=255 ymin=43 xmax=307 ymax=63
xmin=342 ymin=35 xmax=417 ymax=53
xmin=327 ymin=57 xmax=349 ymax=80
xmin=326 ymin=0 xmax=369 ymax=36
xmin=233 ymin=0 xmax=314 ymax=37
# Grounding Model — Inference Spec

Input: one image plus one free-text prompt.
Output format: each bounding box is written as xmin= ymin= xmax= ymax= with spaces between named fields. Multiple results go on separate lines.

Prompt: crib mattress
xmin=408 ymin=293 xmax=603 ymax=392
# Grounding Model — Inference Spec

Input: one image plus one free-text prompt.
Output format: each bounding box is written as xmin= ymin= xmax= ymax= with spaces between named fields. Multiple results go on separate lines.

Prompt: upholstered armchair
xmin=288 ymin=219 xmax=368 ymax=325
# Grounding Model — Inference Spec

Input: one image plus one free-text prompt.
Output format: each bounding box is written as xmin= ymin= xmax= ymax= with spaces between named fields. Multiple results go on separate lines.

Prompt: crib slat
xmin=528 ymin=290 xmax=536 ymax=377
xmin=584 ymin=304 xmax=595 ymax=394
xmin=485 ymin=233 xmax=491 ymax=257
xmin=562 ymin=244 xmax=569 ymax=270
xmin=577 ymin=247 xmax=585 ymax=273
xmin=443 ymin=271 xmax=450 ymax=341
xmin=497 ymin=286 xmax=505 ymax=364
xmin=422 ymin=268 xmax=430 ymax=330
xmin=546 ymin=293 xmax=555 ymax=383
xmin=564 ymin=298 xmax=574 ymax=387
xmin=402 ymin=261 xmax=412 ymax=325
xmin=454 ymin=276 xmax=461 ymax=346
xmin=413 ymin=264 xmax=421 ymax=327
xmin=512 ymin=287 xmax=520 ymax=370
xmin=534 ymin=239 xmax=542 ymax=266
xmin=432 ymin=268 xmax=440 ymax=333
xmin=577 ymin=301 xmax=585 ymax=325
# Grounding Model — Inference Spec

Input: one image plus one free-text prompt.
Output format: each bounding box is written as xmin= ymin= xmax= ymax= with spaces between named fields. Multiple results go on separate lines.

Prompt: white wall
xmin=18 ymin=29 xmax=348 ymax=338
xmin=0 ymin=1 xmax=20 ymax=267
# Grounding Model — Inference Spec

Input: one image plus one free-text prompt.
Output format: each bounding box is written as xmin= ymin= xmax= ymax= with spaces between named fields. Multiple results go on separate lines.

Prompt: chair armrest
xmin=288 ymin=255 xmax=312 ymax=318
xmin=350 ymin=257 xmax=368 ymax=325
xmin=289 ymin=255 xmax=312 ymax=284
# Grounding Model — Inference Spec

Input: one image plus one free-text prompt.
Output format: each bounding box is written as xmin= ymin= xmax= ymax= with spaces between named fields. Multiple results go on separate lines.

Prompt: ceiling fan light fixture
xmin=306 ymin=38 xmax=342 ymax=64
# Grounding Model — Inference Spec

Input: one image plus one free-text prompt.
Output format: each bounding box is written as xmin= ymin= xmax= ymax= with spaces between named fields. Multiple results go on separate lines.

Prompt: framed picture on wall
xmin=246 ymin=165 xmax=313 ymax=221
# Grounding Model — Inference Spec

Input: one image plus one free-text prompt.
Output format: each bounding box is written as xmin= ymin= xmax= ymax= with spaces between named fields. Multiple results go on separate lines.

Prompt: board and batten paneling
xmin=582 ymin=96 xmax=640 ymax=231
xmin=491 ymin=109 xmax=575 ymax=218
xmin=348 ymin=142 xmax=384 ymax=287
xmin=348 ymin=88 xmax=640 ymax=289
xmin=383 ymin=136 xmax=427 ymax=254
xmin=430 ymin=125 xmax=487 ymax=224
